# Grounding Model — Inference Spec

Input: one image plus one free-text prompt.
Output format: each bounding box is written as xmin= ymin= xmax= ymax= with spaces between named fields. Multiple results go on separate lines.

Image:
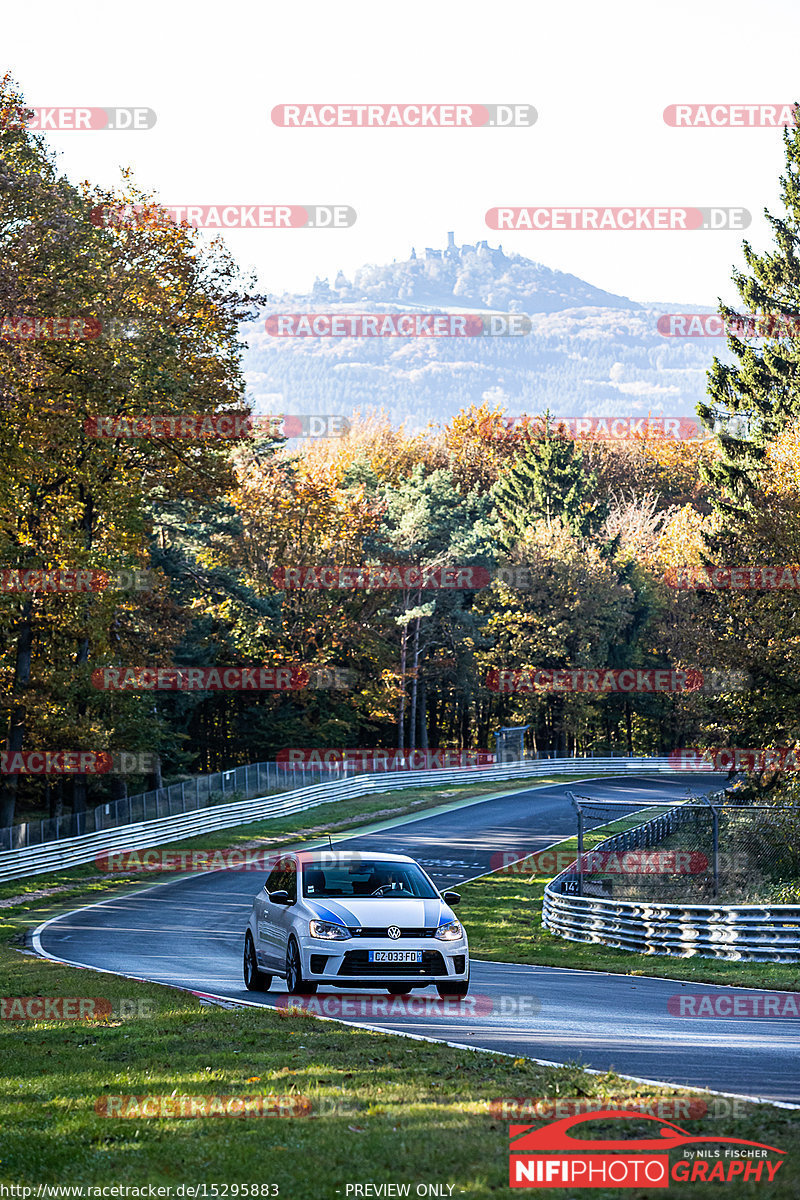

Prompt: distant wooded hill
xmin=241 ymin=235 xmax=722 ymax=430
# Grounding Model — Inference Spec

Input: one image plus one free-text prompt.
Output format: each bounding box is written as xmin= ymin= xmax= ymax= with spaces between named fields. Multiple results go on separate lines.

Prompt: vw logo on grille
xmin=387 ymin=926 xmax=401 ymax=940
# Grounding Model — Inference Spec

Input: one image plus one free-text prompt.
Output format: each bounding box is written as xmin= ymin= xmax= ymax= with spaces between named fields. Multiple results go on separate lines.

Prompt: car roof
xmin=293 ymin=850 xmax=417 ymax=865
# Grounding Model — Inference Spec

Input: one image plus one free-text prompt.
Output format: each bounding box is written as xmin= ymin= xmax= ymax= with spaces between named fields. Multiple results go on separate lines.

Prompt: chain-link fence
xmin=0 ymin=759 xmax=370 ymax=851
xmin=560 ymin=792 xmax=800 ymax=903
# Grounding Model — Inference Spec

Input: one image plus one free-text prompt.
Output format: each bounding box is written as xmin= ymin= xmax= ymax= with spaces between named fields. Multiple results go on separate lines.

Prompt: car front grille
xmin=338 ymin=950 xmax=446 ymax=977
xmin=346 ymin=927 xmax=438 ymax=938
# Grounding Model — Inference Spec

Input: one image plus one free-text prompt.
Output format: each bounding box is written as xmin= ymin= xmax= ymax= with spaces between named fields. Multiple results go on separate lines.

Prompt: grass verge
xmin=1 ymin=783 xmax=798 ymax=1193
xmin=1 ymin=925 xmax=798 ymax=1194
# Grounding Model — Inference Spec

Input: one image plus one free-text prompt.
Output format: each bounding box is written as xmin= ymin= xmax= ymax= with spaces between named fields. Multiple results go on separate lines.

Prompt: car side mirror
xmin=443 ymin=890 xmax=461 ymax=906
xmin=269 ymin=890 xmax=292 ymax=905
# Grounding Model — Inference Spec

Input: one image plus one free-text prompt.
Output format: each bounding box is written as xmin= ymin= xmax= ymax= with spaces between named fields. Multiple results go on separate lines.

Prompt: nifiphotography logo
xmin=508 ymin=1110 xmax=785 ymax=1188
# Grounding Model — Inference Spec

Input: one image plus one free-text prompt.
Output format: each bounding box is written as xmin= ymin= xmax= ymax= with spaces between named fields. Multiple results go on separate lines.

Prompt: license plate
xmin=369 ymin=950 xmax=422 ymax=963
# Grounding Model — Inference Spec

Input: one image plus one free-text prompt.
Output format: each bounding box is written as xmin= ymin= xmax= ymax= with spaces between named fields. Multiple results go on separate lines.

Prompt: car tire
xmin=387 ymin=984 xmax=413 ymax=995
xmin=286 ymin=938 xmax=318 ymax=995
xmin=243 ymin=932 xmax=272 ymax=992
xmin=436 ymin=972 xmax=469 ymax=998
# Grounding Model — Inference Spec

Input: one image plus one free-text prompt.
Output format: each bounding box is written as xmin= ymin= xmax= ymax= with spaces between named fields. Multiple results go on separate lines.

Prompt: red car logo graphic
xmin=510 ymin=1110 xmax=785 ymax=1155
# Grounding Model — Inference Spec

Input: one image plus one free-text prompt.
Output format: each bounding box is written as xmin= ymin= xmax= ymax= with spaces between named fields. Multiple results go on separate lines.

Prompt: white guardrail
xmin=542 ymin=890 xmax=800 ymax=962
xmin=542 ymin=805 xmax=800 ymax=963
xmin=0 ymin=756 xmax=695 ymax=884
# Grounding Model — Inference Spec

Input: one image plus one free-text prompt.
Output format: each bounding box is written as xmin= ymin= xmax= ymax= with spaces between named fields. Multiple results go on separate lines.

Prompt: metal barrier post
xmin=567 ymin=791 xmax=585 ymax=896
xmin=577 ymin=805 xmax=584 ymax=895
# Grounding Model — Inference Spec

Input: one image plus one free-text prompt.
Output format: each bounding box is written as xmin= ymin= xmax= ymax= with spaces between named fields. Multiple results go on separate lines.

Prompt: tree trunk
xmin=71 ymin=489 xmax=96 ymax=819
xmin=625 ymin=698 xmax=633 ymax=756
xmin=0 ymin=599 xmax=34 ymax=828
xmin=428 ymin=688 xmax=439 ymax=747
xmin=418 ymin=677 xmax=428 ymax=751
xmin=398 ymin=623 xmax=408 ymax=753
xmin=409 ymin=616 xmax=421 ymax=753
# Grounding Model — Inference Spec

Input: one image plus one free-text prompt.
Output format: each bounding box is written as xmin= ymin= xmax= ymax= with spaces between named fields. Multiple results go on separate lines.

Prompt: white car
xmin=243 ymin=850 xmax=469 ymax=996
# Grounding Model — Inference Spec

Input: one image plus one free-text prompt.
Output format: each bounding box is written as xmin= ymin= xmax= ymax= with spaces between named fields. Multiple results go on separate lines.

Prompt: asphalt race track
xmin=34 ymin=773 xmax=800 ymax=1105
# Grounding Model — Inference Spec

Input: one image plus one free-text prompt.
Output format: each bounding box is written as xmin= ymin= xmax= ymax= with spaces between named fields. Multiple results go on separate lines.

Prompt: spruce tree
xmin=491 ymin=418 xmax=606 ymax=542
xmin=699 ymin=111 xmax=800 ymax=523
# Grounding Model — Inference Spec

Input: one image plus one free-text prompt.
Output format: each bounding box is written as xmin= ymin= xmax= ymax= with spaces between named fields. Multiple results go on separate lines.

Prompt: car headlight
xmin=435 ymin=920 xmax=462 ymax=941
xmin=308 ymin=919 xmax=351 ymax=940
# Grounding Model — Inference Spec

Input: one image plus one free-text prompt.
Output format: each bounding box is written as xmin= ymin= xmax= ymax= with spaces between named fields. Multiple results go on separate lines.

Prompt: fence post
xmin=577 ymin=805 xmax=584 ymax=896
xmin=712 ymin=805 xmax=720 ymax=899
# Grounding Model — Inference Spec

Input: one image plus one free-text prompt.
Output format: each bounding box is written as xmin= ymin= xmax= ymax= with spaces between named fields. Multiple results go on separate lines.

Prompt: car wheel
xmin=387 ymin=984 xmax=412 ymax=995
xmin=436 ymin=972 xmax=469 ymax=998
xmin=243 ymin=932 xmax=272 ymax=992
xmin=286 ymin=938 xmax=318 ymax=995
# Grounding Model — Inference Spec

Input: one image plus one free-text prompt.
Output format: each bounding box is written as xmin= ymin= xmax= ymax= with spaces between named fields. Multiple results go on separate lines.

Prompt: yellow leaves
xmin=764 ymin=419 xmax=800 ymax=501
xmin=654 ymin=506 xmax=706 ymax=574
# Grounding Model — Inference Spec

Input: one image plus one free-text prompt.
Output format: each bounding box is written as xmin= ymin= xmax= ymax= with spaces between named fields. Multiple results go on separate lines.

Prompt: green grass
xmin=1 ymin=932 xmax=798 ymax=1195
xmin=2 ymin=783 xmax=799 ymax=1193
xmin=461 ymin=822 xmax=800 ymax=991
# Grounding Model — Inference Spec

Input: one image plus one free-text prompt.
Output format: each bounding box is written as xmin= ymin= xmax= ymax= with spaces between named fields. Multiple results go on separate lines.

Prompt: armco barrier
xmin=0 ymin=757 xmax=701 ymax=884
xmin=542 ymin=802 xmax=800 ymax=963
xmin=2 ymin=759 xmax=349 ymax=850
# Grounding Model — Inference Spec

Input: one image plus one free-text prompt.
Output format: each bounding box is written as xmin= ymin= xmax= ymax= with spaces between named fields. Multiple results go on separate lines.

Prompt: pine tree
xmin=491 ymin=418 xmax=606 ymax=542
xmin=699 ymin=111 xmax=800 ymax=523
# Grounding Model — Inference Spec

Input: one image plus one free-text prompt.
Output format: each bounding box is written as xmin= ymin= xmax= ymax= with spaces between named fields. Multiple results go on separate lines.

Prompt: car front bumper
xmin=299 ymin=934 xmax=469 ymax=984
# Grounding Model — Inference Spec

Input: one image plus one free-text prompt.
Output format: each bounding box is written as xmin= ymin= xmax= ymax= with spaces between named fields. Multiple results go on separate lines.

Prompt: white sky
xmin=4 ymin=0 xmax=800 ymax=306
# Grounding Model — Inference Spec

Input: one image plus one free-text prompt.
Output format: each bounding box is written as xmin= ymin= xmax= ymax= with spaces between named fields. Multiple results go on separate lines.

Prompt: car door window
xmin=283 ymin=862 xmax=297 ymax=902
xmin=265 ymin=865 xmax=284 ymax=895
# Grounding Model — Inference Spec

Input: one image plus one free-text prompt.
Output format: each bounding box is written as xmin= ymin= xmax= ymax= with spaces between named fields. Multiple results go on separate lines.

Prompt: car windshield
xmin=301 ymin=860 xmax=438 ymax=899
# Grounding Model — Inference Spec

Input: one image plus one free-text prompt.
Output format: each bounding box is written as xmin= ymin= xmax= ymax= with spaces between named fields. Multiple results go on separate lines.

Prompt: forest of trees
xmin=2 ymin=71 xmax=800 ymax=828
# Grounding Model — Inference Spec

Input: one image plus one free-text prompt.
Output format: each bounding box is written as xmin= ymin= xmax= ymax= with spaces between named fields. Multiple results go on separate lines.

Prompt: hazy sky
xmin=5 ymin=0 xmax=800 ymax=306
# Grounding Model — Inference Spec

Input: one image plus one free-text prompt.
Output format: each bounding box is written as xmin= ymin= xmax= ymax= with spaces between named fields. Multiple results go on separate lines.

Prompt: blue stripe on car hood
xmin=306 ymin=898 xmax=448 ymax=926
